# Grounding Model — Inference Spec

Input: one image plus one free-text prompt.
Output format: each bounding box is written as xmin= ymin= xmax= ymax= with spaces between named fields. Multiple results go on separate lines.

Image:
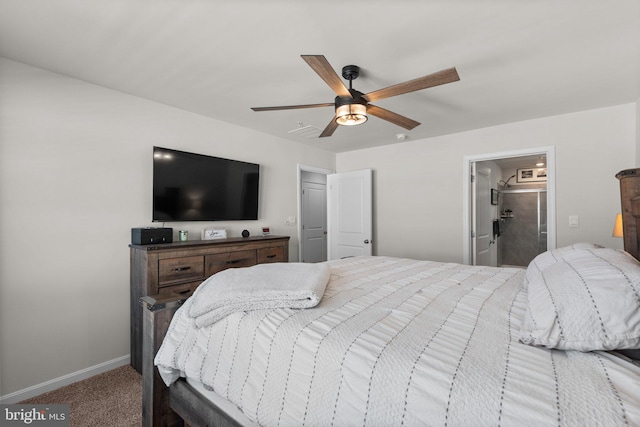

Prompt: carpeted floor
xmin=19 ymin=365 xmax=141 ymax=426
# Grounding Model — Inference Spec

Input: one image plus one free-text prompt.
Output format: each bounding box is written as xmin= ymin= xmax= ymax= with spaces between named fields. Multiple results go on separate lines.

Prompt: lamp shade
xmin=335 ymin=103 xmax=367 ymax=126
xmin=612 ymin=213 xmax=624 ymax=237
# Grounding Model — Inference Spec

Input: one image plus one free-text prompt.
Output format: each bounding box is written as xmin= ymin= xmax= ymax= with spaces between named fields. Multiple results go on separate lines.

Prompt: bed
xmin=141 ymin=169 xmax=640 ymax=426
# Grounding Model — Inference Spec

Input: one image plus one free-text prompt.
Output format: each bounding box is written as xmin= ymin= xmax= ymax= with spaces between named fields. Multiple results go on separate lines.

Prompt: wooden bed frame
xmin=142 ymin=293 xmax=245 ymax=426
xmin=141 ymin=168 xmax=640 ymax=426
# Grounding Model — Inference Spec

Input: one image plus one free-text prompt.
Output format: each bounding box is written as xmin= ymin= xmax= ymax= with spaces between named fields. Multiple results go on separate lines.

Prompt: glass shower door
xmin=499 ymin=189 xmax=547 ymax=267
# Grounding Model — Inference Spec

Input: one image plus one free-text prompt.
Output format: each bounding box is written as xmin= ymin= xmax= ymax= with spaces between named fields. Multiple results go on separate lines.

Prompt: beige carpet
xmin=20 ymin=365 xmax=141 ymax=426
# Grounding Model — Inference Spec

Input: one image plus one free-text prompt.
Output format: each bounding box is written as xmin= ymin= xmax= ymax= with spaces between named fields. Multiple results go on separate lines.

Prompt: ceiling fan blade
xmin=251 ymin=102 xmax=333 ymax=112
xmin=301 ymin=55 xmax=352 ymax=98
xmin=319 ymin=117 xmax=339 ymax=137
xmin=363 ymin=67 xmax=460 ymax=102
xmin=367 ymin=104 xmax=421 ymax=130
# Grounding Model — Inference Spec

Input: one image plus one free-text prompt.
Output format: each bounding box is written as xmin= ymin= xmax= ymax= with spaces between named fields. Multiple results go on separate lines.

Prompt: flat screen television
xmin=152 ymin=147 xmax=259 ymax=221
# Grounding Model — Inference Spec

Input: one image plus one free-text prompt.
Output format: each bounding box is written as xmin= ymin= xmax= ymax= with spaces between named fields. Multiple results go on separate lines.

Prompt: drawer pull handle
xmin=173 ymin=266 xmax=192 ymax=272
xmin=176 ymin=289 xmax=191 ymax=295
xmin=266 ymin=255 xmax=277 ymax=259
xmin=226 ymin=260 xmax=241 ymax=264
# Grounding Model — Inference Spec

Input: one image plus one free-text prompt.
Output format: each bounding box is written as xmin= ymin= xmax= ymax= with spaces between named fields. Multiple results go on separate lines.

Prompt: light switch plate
xmin=569 ymin=215 xmax=579 ymax=228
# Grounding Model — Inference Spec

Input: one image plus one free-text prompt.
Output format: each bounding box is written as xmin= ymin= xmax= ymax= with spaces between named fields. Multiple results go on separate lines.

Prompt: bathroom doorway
xmin=463 ymin=147 xmax=556 ymax=266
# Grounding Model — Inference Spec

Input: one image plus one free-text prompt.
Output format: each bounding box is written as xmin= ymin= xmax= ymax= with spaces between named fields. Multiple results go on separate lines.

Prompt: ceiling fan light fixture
xmin=335 ymin=91 xmax=368 ymax=126
xmin=335 ymin=103 xmax=367 ymax=126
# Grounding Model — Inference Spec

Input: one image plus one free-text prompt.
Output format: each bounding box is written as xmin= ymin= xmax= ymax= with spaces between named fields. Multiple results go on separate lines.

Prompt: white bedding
xmin=155 ymin=256 xmax=640 ymax=426
xmin=189 ymin=262 xmax=330 ymax=327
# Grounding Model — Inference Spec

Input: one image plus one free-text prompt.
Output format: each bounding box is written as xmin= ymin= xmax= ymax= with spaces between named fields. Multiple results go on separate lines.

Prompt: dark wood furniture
xmin=142 ymin=294 xmax=242 ymax=426
xmin=130 ymin=235 xmax=290 ymax=373
xmin=141 ymin=294 xmax=187 ymax=427
xmin=616 ymin=168 xmax=640 ymax=363
xmin=617 ymin=168 xmax=640 ymax=260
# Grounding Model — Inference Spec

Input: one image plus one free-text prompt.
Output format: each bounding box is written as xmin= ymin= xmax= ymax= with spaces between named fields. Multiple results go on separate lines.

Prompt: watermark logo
xmin=1 ymin=405 xmax=69 ymax=426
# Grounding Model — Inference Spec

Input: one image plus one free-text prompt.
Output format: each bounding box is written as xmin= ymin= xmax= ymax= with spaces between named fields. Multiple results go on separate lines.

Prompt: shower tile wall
xmin=499 ymin=192 xmax=547 ymax=266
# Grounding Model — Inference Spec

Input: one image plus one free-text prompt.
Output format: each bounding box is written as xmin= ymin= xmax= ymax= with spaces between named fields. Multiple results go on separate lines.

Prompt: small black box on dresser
xmin=131 ymin=227 xmax=173 ymax=244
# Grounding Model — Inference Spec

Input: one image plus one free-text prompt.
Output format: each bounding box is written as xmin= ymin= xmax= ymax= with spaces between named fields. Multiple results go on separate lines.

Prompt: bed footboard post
xmin=141 ymin=293 xmax=187 ymax=427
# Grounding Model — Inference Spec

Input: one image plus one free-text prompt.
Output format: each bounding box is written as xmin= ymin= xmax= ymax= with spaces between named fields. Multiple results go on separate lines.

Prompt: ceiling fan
xmin=251 ymin=55 xmax=460 ymax=138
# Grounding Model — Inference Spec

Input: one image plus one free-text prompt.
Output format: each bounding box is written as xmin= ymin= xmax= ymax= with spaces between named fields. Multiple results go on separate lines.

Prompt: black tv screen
xmin=152 ymin=147 xmax=259 ymax=221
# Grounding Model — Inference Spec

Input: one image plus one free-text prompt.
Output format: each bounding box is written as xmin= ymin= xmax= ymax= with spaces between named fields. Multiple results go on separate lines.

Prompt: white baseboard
xmin=0 ymin=355 xmax=130 ymax=404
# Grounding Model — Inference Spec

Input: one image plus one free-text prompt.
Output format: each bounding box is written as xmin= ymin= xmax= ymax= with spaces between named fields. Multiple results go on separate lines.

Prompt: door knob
xmin=364 ymin=239 xmax=370 ymax=244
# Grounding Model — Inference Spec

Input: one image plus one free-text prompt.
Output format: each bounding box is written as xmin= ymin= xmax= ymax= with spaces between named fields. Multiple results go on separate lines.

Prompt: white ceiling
xmin=1 ymin=1 xmax=639 ymax=153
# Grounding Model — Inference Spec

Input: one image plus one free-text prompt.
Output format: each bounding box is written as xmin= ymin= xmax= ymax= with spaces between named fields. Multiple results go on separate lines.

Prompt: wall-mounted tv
xmin=152 ymin=147 xmax=259 ymax=221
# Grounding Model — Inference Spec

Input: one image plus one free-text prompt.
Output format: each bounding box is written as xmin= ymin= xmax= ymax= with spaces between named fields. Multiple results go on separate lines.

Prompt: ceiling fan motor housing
xmin=341 ymin=65 xmax=360 ymax=81
xmin=335 ymin=89 xmax=367 ymax=109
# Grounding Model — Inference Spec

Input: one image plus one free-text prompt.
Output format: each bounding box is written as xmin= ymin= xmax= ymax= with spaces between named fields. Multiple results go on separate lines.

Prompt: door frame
xmin=462 ymin=146 xmax=556 ymax=265
xmin=297 ymin=164 xmax=333 ymax=262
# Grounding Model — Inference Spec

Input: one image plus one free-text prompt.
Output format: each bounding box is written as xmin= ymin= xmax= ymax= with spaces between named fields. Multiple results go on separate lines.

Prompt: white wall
xmin=0 ymin=58 xmax=335 ymax=397
xmin=337 ymin=103 xmax=637 ymax=263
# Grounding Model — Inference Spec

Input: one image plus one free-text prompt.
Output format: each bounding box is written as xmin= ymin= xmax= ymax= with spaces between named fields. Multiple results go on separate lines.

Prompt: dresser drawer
xmin=257 ymin=246 xmax=285 ymax=263
xmin=158 ymin=280 xmax=200 ymax=298
xmin=206 ymin=250 xmax=257 ymax=276
xmin=158 ymin=256 xmax=205 ymax=287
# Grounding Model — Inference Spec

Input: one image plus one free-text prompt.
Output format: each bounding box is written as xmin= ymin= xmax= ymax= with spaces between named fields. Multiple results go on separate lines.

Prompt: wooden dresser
xmin=129 ymin=235 xmax=290 ymax=373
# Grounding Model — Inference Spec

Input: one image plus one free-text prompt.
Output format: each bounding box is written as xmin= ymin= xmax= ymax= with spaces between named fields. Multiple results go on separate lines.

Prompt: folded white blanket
xmin=188 ymin=262 xmax=331 ymax=327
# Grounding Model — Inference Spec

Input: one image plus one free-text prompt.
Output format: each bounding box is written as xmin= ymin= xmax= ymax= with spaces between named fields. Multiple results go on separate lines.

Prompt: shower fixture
xmin=499 ymin=174 xmax=516 ymax=189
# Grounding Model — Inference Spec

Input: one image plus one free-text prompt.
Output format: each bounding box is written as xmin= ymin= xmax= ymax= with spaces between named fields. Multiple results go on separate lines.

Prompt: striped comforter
xmin=155 ymin=256 xmax=640 ymax=426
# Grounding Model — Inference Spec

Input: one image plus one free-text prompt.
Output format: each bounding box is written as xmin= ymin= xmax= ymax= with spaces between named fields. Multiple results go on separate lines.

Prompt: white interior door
xmin=473 ymin=165 xmax=494 ymax=266
xmin=301 ymin=180 xmax=327 ymax=262
xmin=327 ymin=169 xmax=372 ymax=260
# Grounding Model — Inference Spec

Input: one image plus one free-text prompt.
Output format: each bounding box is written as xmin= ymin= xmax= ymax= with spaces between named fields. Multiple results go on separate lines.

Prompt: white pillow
xmin=520 ymin=245 xmax=640 ymax=351
xmin=523 ymin=243 xmax=603 ymax=287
